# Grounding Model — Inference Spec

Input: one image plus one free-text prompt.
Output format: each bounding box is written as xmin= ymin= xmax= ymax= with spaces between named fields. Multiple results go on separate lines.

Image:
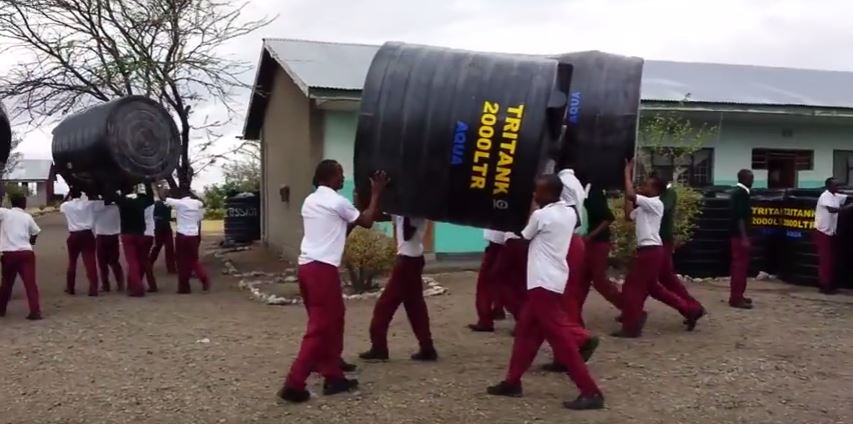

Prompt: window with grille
xmin=642 ymin=148 xmax=714 ymax=187
xmin=833 ymin=150 xmax=853 ymax=186
xmin=751 ymin=149 xmax=813 ymax=170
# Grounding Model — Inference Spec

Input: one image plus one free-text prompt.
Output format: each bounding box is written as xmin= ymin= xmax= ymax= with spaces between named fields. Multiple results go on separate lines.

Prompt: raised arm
xmin=352 ymin=171 xmax=389 ymax=229
xmin=623 ymin=159 xmax=637 ymax=221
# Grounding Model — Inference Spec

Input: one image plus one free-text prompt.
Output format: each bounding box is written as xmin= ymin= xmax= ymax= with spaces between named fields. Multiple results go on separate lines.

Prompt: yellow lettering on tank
xmin=471 ymin=100 xmax=499 ymax=190
xmin=492 ymin=104 xmax=524 ymax=197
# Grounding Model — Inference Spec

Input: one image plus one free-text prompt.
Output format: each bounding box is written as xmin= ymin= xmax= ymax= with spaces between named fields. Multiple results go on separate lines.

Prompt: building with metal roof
xmin=244 ymin=38 xmax=853 ymax=258
xmin=3 ymin=158 xmax=57 ymax=208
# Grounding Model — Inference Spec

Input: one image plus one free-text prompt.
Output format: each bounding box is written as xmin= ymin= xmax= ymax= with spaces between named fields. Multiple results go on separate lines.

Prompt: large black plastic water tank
xmin=553 ymin=51 xmax=644 ymax=189
xmin=778 ymin=192 xmax=820 ymax=286
xmin=833 ymin=190 xmax=853 ymax=289
xmin=52 ymin=96 xmax=180 ymax=194
xmin=354 ymin=42 xmax=573 ymax=231
xmin=749 ymin=189 xmax=785 ymax=276
xmin=224 ymin=192 xmax=261 ymax=243
xmin=0 ymin=102 xmax=10 ymax=165
xmin=674 ymin=195 xmax=731 ymax=278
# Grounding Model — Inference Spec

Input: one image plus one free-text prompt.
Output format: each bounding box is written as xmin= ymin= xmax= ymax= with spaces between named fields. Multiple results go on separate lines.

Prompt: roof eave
xmin=641 ymin=100 xmax=853 ymax=118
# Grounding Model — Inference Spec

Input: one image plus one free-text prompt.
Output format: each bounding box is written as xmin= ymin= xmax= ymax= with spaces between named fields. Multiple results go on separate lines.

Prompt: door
xmin=767 ymin=158 xmax=796 ymax=188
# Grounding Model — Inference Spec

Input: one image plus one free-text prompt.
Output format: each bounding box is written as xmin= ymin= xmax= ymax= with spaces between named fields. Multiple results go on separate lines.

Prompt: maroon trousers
xmin=285 ymin=261 xmax=346 ymax=390
xmin=495 ymin=239 xmax=529 ymax=318
xmin=621 ymin=246 xmax=665 ymax=336
xmin=475 ymin=242 xmax=503 ymax=328
xmin=368 ymin=255 xmax=433 ymax=353
xmin=175 ymin=233 xmax=210 ymax=293
xmin=563 ymin=234 xmax=588 ymax=326
xmin=140 ymin=236 xmax=157 ymax=291
xmin=149 ymin=228 xmax=177 ymax=274
xmin=813 ymin=231 xmax=835 ymax=291
xmin=657 ymin=242 xmax=703 ymax=311
xmin=580 ymin=241 xmax=623 ymax=311
xmin=96 ymin=234 xmax=124 ymax=292
xmin=121 ymin=234 xmax=148 ymax=297
xmin=67 ymin=230 xmax=99 ymax=295
xmin=505 ymin=288 xmax=601 ymax=396
xmin=0 ymin=251 xmax=39 ymax=316
xmin=729 ymin=237 xmax=750 ymax=305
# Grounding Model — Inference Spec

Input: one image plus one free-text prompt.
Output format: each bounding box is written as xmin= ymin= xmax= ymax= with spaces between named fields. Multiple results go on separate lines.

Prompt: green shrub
xmin=342 ymin=227 xmax=396 ymax=294
xmin=204 ymin=208 xmax=225 ymax=220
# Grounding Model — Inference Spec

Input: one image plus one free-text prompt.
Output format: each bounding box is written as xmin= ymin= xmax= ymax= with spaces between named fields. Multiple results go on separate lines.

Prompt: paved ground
xmin=1 ymin=213 xmax=851 ymax=424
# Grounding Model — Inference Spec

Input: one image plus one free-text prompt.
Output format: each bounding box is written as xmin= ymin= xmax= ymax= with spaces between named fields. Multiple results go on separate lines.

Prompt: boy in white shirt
xmin=360 ymin=216 xmax=437 ymax=362
xmin=59 ymin=187 xmax=100 ymax=296
xmin=165 ymin=189 xmax=208 ymax=294
xmin=468 ymin=229 xmax=507 ymax=332
xmin=487 ymin=174 xmax=604 ymax=410
xmin=92 ymin=197 xmax=124 ymax=292
xmin=814 ymin=177 xmax=850 ymax=294
xmin=0 ymin=194 xmax=42 ymax=320
xmin=278 ymin=160 xmax=388 ymax=404
xmin=140 ymin=200 xmax=157 ymax=292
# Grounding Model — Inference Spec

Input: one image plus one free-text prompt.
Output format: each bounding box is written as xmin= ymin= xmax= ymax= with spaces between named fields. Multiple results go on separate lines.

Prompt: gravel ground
xmin=1 ymin=213 xmax=851 ymax=424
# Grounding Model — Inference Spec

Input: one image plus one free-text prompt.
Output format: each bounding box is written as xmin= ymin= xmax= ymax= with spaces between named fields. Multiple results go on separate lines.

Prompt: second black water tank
xmin=748 ymin=189 xmax=785 ymax=276
xmin=0 ymin=102 xmax=10 ymax=165
xmin=354 ymin=42 xmax=572 ymax=231
xmin=225 ymin=192 xmax=261 ymax=243
xmin=778 ymin=193 xmax=820 ymax=286
xmin=674 ymin=196 xmax=731 ymax=278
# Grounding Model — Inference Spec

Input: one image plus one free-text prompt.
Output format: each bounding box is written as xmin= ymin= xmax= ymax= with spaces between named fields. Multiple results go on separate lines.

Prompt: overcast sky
xmin=8 ymin=0 xmax=853 ymax=188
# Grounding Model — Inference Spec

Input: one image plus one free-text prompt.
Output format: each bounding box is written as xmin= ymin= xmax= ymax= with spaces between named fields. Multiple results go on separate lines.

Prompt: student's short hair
xmin=313 ymin=160 xmax=340 ymax=187
xmin=9 ymin=193 xmax=26 ymax=209
xmin=825 ymin=177 xmax=837 ymax=188
xmin=649 ymin=171 xmax=670 ymax=188
xmin=737 ymin=169 xmax=753 ymax=182
xmin=539 ymin=174 xmax=564 ymax=198
xmin=648 ymin=175 xmax=667 ymax=193
xmin=69 ymin=187 xmax=82 ymax=198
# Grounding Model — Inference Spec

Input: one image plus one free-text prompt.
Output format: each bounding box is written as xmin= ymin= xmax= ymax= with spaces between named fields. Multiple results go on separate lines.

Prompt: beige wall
xmin=261 ymin=69 xmax=322 ymax=259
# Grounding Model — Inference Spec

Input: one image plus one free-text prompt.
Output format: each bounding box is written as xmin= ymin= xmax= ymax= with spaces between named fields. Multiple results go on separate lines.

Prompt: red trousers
xmin=121 ymin=234 xmax=148 ymax=297
xmin=813 ymin=231 xmax=835 ymax=290
xmin=96 ymin=234 xmax=124 ymax=291
xmin=729 ymin=237 xmax=750 ymax=305
xmin=150 ymin=228 xmax=177 ymax=274
xmin=67 ymin=230 xmax=99 ymax=295
xmin=140 ymin=236 xmax=157 ymax=291
xmin=505 ymin=288 xmax=601 ymax=396
xmin=0 ymin=251 xmax=39 ymax=316
xmin=562 ymin=234 xmax=588 ymax=326
xmin=657 ymin=242 xmax=702 ymax=311
xmin=285 ymin=261 xmax=346 ymax=390
xmin=175 ymin=233 xmax=210 ymax=293
xmin=579 ymin=241 xmax=623 ymax=312
xmin=475 ymin=242 xmax=503 ymax=328
xmin=369 ymin=255 xmax=432 ymax=352
xmin=621 ymin=246 xmax=665 ymax=336
xmin=495 ymin=239 xmax=528 ymax=318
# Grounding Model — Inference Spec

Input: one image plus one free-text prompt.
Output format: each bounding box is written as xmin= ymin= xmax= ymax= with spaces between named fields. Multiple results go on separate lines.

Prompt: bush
xmin=342 ymin=227 xmax=396 ymax=294
xmin=609 ymin=184 xmax=703 ymax=269
xmin=204 ymin=208 xmax=225 ymax=220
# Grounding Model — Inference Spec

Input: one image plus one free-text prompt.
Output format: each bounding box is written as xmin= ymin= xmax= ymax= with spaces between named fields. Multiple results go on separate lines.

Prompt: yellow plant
xmin=342 ymin=227 xmax=397 ymax=293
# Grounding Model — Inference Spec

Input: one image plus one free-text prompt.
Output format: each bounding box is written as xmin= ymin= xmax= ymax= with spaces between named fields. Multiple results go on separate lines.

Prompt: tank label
xmin=468 ymin=100 xmax=524 ymax=211
xmin=451 ymin=121 xmax=469 ymax=166
xmin=567 ymin=92 xmax=582 ymax=124
xmin=470 ymin=101 xmax=499 ymax=190
xmin=751 ymin=206 xmax=815 ymax=230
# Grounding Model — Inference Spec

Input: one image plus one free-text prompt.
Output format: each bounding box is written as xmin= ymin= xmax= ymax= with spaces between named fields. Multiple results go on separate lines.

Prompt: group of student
xmin=276 ymin=157 xmax=750 ymax=411
xmin=0 ymin=182 xmax=210 ymax=321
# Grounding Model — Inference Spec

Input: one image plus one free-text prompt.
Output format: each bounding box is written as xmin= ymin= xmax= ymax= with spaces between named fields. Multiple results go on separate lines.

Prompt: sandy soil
xmin=0 ymin=213 xmax=851 ymax=424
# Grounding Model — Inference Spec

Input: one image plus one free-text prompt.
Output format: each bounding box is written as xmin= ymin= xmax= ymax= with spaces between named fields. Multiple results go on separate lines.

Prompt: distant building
xmin=3 ymin=159 xmax=56 ymax=208
xmin=243 ymin=38 xmax=853 ymax=258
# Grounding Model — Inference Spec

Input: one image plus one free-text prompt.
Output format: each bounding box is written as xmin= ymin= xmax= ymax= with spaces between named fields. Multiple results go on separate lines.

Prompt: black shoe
xmin=819 ymin=288 xmax=839 ymax=295
xmin=467 ymin=323 xmax=495 ymax=333
xmin=339 ymin=359 xmax=358 ymax=372
xmin=277 ymin=386 xmax=310 ymax=403
xmin=492 ymin=309 xmax=507 ymax=321
xmin=411 ymin=348 xmax=438 ymax=362
xmin=580 ymin=336 xmax=600 ymax=363
xmin=147 ymin=287 xmax=159 ymax=293
xmin=323 ymin=378 xmax=359 ymax=396
xmin=486 ymin=381 xmax=523 ymax=397
xmin=729 ymin=301 xmax=753 ymax=310
xmin=743 ymin=297 xmax=753 ymax=304
xmin=541 ymin=362 xmax=568 ymax=373
xmin=563 ymin=393 xmax=605 ymax=410
xmin=685 ymin=307 xmax=707 ymax=332
xmin=26 ymin=313 xmax=43 ymax=321
xmin=177 ymin=289 xmax=192 ymax=295
xmin=610 ymin=330 xmax=640 ymax=339
xmin=64 ymin=289 xmax=75 ymax=296
xmin=359 ymin=349 xmax=389 ymax=362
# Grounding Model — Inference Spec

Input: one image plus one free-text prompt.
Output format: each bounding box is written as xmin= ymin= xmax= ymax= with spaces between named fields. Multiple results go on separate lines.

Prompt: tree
xmin=0 ymin=0 xmax=273 ymax=189
xmin=221 ymin=138 xmax=260 ymax=192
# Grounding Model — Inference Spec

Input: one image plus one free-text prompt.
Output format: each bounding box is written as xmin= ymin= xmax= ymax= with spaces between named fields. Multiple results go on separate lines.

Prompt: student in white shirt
xmin=558 ymin=167 xmax=589 ymax=330
xmin=360 ymin=216 xmax=437 ymax=362
xmin=279 ymin=159 xmax=388 ymax=404
xmin=814 ymin=177 xmax=850 ymax=294
xmin=140 ymin=201 xmax=157 ymax=292
xmin=468 ymin=229 xmax=507 ymax=332
xmin=165 ymin=189 xmax=207 ymax=294
xmin=0 ymin=193 xmax=42 ymax=320
xmin=487 ymin=174 xmax=604 ymax=411
xmin=92 ymin=197 xmax=124 ymax=292
xmin=59 ymin=187 xmax=100 ymax=296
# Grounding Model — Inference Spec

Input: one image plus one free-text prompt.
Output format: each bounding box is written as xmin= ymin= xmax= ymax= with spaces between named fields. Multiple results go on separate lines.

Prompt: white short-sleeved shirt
xmin=298 ymin=186 xmax=361 ymax=266
xmin=521 ymin=201 xmax=576 ymax=294
xmin=483 ymin=229 xmax=506 ymax=245
xmin=92 ymin=201 xmax=121 ymax=236
xmin=0 ymin=208 xmax=41 ymax=252
xmin=143 ymin=204 xmax=155 ymax=237
xmin=165 ymin=197 xmax=204 ymax=236
xmin=816 ymin=190 xmax=848 ymax=236
xmin=394 ymin=216 xmax=427 ymax=257
xmin=59 ymin=198 xmax=95 ymax=232
xmin=558 ymin=169 xmax=588 ymax=232
xmin=631 ymin=195 xmax=664 ymax=247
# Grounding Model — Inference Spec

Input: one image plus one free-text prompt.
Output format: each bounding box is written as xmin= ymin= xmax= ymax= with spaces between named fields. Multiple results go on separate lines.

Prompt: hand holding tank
xmin=354 ymin=42 xmax=572 ymax=231
xmin=52 ymin=96 xmax=180 ymax=195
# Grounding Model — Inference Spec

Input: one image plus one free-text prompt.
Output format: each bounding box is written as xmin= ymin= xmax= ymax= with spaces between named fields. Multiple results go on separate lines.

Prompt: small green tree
xmin=342 ymin=227 xmax=396 ymax=294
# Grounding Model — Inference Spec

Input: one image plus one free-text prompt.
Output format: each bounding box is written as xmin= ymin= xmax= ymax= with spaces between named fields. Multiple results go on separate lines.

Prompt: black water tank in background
xmin=834 ymin=192 xmax=853 ymax=289
xmin=778 ymin=193 xmax=820 ymax=287
xmin=553 ymin=51 xmax=644 ymax=190
xmin=224 ymin=192 xmax=261 ymax=243
xmin=748 ymin=189 xmax=785 ymax=276
xmin=354 ymin=42 xmax=572 ymax=231
xmin=674 ymin=196 xmax=731 ymax=278
xmin=0 ymin=102 xmax=10 ymax=165
xmin=52 ymin=96 xmax=180 ymax=195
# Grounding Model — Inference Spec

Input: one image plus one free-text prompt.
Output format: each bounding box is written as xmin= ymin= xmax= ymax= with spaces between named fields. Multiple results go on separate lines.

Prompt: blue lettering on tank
xmin=567 ymin=91 xmax=582 ymax=124
xmin=451 ymin=120 xmax=469 ymax=165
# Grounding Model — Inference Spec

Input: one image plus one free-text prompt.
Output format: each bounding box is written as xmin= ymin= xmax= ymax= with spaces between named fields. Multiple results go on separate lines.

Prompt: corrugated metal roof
xmin=3 ymin=159 xmax=53 ymax=181
xmin=261 ymin=38 xmax=853 ymax=108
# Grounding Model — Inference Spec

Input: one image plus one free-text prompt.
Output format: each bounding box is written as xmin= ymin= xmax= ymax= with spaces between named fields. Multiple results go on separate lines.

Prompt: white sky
xmin=6 ymin=0 xmax=853 ymax=189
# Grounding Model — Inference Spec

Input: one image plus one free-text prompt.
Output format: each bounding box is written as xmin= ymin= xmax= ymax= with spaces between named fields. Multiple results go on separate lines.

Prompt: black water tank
xmin=778 ymin=192 xmax=820 ymax=286
xmin=52 ymin=96 xmax=180 ymax=194
xmin=224 ymin=192 xmax=261 ymax=243
xmin=354 ymin=42 xmax=572 ymax=231
xmin=0 ymin=102 xmax=10 ymax=165
xmin=553 ymin=51 xmax=644 ymax=189
xmin=748 ymin=189 xmax=785 ymax=276
xmin=674 ymin=196 xmax=731 ymax=278
xmin=834 ymin=191 xmax=853 ymax=289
